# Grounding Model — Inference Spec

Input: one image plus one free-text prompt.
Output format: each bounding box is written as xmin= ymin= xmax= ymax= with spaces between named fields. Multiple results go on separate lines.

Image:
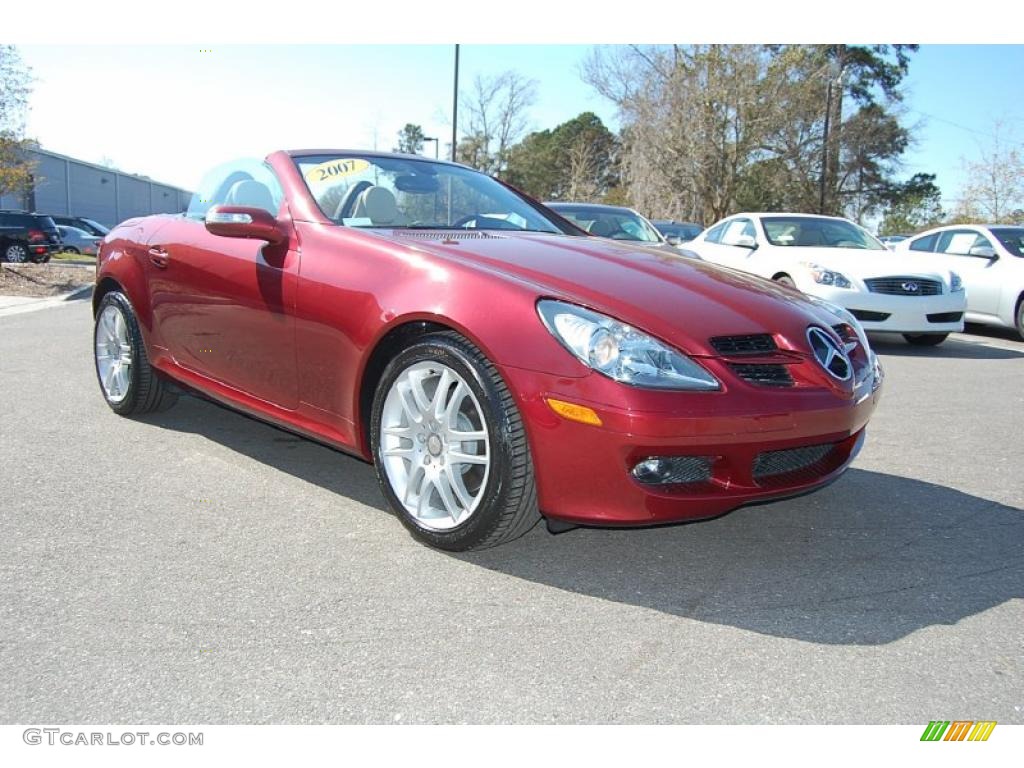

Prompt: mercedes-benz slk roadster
xmin=93 ymin=151 xmax=883 ymax=550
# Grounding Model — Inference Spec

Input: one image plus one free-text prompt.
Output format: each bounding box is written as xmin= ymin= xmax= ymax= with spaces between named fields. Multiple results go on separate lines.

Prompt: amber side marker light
xmin=546 ymin=398 xmax=603 ymax=426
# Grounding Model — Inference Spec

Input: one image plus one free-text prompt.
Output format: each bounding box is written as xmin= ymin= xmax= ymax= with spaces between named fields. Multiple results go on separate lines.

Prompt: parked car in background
xmin=545 ymin=202 xmax=676 ymax=250
xmin=92 ymin=150 xmax=882 ymax=551
xmin=653 ymin=220 xmax=704 ymax=245
xmin=685 ymin=213 xmax=966 ymax=346
xmin=878 ymin=234 xmax=908 ymax=250
xmin=56 ymin=225 xmax=101 ymax=256
xmin=49 ymin=215 xmax=110 ymax=238
xmin=0 ymin=210 xmax=61 ymax=263
xmin=896 ymin=224 xmax=1024 ymax=338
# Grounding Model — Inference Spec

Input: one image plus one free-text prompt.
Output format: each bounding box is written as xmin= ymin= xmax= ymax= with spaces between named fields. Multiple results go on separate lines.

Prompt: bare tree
xmin=954 ymin=123 xmax=1024 ymax=223
xmin=458 ymin=71 xmax=537 ymax=176
xmin=583 ymin=44 xmax=915 ymax=223
xmin=565 ymin=134 xmax=600 ymax=201
xmin=0 ymin=45 xmax=35 ymax=198
xmin=585 ymin=44 xmax=772 ymax=223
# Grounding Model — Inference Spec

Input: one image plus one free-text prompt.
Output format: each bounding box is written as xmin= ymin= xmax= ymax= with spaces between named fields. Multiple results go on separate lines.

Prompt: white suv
xmin=895 ymin=224 xmax=1024 ymax=338
xmin=685 ymin=213 xmax=966 ymax=346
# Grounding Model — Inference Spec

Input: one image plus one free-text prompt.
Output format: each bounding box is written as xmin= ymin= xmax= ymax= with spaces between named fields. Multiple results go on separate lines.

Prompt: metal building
xmin=0 ymin=148 xmax=192 ymax=228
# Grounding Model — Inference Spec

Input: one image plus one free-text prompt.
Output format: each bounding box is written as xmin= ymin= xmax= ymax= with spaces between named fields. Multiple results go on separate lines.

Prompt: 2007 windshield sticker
xmin=305 ymin=159 xmax=370 ymax=184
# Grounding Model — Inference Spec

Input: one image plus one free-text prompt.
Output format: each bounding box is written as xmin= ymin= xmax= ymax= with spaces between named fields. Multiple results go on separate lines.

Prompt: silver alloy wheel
xmin=379 ymin=361 xmax=490 ymax=530
xmin=95 ymin=304 xmax=133 ymax=404
xmin=5 ymin=244 xmax=28 ymax=263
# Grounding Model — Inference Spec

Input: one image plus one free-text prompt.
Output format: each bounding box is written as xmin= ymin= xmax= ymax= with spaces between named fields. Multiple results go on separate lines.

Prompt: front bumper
xmin=800 ymin=282 xmax=966 ymax=334
xmin=501 ymin=363 xmax=881 ymax=526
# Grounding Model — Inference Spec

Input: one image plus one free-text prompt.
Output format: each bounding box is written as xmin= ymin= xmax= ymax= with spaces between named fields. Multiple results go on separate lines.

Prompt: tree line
xmin=397 ymin=45 xmax=1022 ymax=233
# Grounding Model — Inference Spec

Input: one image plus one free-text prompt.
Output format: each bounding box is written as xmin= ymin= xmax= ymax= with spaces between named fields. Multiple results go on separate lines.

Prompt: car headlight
xmin=537 ymin=300 xmax=720 ymax=391
xmin=950 ymin=271 xmax=963 ymax=292
xmin=801 ymin=262 xmax=853 ymax=289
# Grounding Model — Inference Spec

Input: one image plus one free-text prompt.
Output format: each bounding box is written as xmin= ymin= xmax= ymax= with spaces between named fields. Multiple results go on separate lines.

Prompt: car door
xmin=693 ymin=220 xmax=735 ymax=265
xmin=147 ymin=159 xmax=300 ymax=409
xmin=934 ymin=228 xmax=1002 ymax=316
xmin=711 ymin=217 xmax=761 ymax=272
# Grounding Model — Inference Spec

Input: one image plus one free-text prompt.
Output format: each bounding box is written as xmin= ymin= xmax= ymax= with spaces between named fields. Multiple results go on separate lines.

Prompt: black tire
xmin=64 ymin=246 xmax=80 ymax=254
xmin=773 ymin=274 xmax=797 ymax=288
xmin=1016 ymin=297 xmax=1024 ymax=341
xmin=902 ymin=333 xmax=949 ymax=347
xmin=4 ymin=242 xmax=29 ymax=263
xmin=93 ymin=291 xmax=178 ymax=416
xmin=370 ymin=331 xmax=540 ymax=551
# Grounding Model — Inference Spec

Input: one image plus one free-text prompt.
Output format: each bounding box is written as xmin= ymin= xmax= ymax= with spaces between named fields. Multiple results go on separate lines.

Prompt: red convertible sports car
xmin=93 ymin=150 xmax=883 ymax=550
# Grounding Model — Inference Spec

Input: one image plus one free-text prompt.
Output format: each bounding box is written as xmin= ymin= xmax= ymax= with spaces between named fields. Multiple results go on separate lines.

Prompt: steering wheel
xmin=333 ymin=181 xmax=374 ymax=221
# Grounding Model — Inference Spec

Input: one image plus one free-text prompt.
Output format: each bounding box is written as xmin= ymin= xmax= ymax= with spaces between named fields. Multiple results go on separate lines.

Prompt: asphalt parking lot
xmin=1 ymin=299 xmax=1021 ymax=724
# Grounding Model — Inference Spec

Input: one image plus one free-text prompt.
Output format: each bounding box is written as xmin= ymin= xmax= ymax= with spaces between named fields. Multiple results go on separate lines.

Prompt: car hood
xmin=780 ymin=246 xmax=951 ymax=280
xmin=384 ymin=231 xmax=841 ymax=357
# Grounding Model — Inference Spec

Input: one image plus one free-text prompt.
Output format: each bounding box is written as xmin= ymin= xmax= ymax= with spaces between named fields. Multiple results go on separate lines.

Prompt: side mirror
xmin=666 ymin=235 xmax=682 ymax=246
xmin=734 ymin=235 xmax=758 ymax=250
xmin=205 ymin=205 xmax=286 ymax=245
xmin=967 ymin=244 xmax=997 ymax=259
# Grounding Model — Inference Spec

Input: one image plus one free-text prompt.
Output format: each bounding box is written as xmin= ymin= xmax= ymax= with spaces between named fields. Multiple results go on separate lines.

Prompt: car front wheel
xmin=903 ymin=333 xmax=949 ymax=347
xmin=94 ymin=291 xmax=178 ymax=415
xmin=370 ymin=332 xmax=539 ymax=551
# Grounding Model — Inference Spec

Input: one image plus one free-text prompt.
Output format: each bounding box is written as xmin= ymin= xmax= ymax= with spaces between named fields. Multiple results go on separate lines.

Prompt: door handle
xmin=148 ymin=246 xmax=169 ymax=269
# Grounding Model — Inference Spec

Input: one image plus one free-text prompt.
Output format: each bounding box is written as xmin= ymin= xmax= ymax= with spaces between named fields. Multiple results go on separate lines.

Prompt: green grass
xmin=50 ymin=250 xmax=97 ymax=262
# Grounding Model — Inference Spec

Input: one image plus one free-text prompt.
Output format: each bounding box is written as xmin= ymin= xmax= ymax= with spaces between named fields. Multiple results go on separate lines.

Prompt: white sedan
xmin=685 ymin=213 xmax=966 ymax=346
xmin=895 ymin=224 xmax=1024 ymax=339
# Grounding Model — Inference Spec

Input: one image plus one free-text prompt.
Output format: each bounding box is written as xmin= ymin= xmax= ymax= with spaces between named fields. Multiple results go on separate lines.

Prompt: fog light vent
xmin=631 ymin=456 xmax=713 ymax=485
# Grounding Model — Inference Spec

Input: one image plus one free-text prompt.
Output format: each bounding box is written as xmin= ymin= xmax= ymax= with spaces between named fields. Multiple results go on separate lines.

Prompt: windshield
xmin=295 ymin=154 xmax=569 ymax=234
xmin=991 ymin=227 xmax=1024 ymax=257
xmin=762 ymin=216 xmax=885 ymax=250
xmin=550 ymin=205 xmax=663 ymax=243
xmin=82 ymin=219 xmax=110 ymax=236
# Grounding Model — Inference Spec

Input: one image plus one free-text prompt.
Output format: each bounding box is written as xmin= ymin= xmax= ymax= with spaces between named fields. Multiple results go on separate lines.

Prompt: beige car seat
xmin=352 ymin=187 xmax=408 ymax=226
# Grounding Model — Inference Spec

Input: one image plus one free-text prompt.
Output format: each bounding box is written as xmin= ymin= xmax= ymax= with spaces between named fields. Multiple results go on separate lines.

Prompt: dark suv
xmin=0 ymin=211 xmax=62 ymax=263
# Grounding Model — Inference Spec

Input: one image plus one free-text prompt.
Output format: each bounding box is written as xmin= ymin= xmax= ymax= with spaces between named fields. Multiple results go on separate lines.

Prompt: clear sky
xmin=18 ymin=44 xmax=1024 ymax=208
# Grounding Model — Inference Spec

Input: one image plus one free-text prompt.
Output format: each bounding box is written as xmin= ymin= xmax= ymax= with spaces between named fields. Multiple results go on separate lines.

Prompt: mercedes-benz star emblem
xmin=901 ymin=281 xmax=919 ymax=293
xmin=806 ymin=326 xmax=852 ymax=381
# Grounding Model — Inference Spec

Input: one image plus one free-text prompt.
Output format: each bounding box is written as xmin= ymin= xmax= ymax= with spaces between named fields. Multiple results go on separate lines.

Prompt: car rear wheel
xmin=902 ymin=333 xmax=949 ymax=347
xmin=1016 ymin=297 xmax=1024 ymax=340
xmin=370 ymin=332 xmax=539 ymax=551
xmin=4 ymin=243 xmax=28 ymax=263
xmin=94 ymin=291 xmax=178 ymax=415
xmin=64 ymin=246 xmax=80 ymax=254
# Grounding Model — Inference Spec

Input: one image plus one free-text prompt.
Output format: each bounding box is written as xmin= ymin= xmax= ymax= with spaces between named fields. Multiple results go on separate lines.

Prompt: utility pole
xmin=819 ymin=76 xmax=833 ymax=215
xmin=451 ymin=44 xmax=460 ymax=162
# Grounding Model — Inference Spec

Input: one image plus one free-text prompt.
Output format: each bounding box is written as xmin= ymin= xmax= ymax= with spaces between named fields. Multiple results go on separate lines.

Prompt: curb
xmin=0 ymin=284 xmax=95 ymax=319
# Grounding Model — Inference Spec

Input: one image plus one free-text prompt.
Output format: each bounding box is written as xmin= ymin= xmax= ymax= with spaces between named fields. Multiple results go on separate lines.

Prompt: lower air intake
xmin=753 ymin=443 xmax=835 ymax=480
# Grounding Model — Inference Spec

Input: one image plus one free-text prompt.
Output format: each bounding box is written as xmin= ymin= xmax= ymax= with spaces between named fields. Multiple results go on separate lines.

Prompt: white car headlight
xmin=950 ymin=271 xmax=963 ymax=292
xmin=801 ymin=262 xmax=853 ymax=289
xmin=537 ymin=300 xmax=720 ymax=391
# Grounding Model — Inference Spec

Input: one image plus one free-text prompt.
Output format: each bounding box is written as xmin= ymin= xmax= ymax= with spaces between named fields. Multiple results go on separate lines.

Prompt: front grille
xmin=849 ymin=309 xmax=891 ymax=322
xmin=928 ymin=311 xmax=963 ymax=323
xmin=709 ymin=334 xmax=777 ymax=355
xmin=729 ymin=363 xmax=794 ymax=387
xmin=864 ymin=277 xmax=942 ymax=296
xmin=753 ymin=443 xmax=835 ymax=480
